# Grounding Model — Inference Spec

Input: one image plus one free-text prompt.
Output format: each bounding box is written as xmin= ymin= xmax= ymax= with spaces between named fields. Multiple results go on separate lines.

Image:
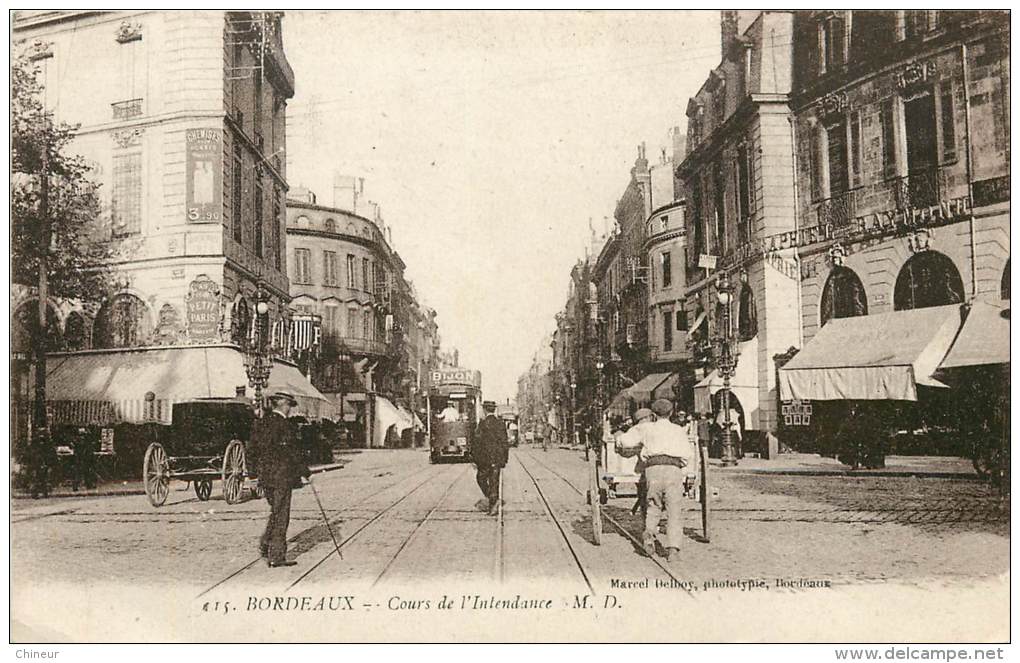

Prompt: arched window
xmin=231 ymin=298 xmax=251 ymax=346
xmin=1001 ymin=259 xmax=1010 ymax=300
xmin=324 ymin=218 xmax=336 ymax=233
xmin=12 ymin=300 xmax=62 ymax=354
xmin=893 ymin=251 xmax=964 ymax=311
xmin=93 ymin=294 xmax=152 ymax=349
xmin=820 ymin=266 xmax=868 ymax=326
xmin=737 ymin=284 xmax=758 ymax=341
xmin=64 ymin=311 xmax=89 ymax=351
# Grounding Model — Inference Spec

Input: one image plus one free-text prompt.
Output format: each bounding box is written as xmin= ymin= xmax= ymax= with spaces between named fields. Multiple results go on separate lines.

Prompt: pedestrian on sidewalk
xmin=615 ymin=399 xmax=697 ymax=565
xmin=249 ymin=391 xmax=310 ymax=568
xmin=472 ymin=400 xmax=509 ymax=515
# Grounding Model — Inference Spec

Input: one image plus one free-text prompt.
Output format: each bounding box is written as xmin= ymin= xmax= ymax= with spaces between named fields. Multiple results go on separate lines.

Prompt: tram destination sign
xmin=427 ymin=369 xmax=482 ymax=389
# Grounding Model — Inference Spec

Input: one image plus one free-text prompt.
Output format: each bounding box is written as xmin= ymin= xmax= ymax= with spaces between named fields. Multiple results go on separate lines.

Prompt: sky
xmin=283 ymin=10 xmax=720 ymax=402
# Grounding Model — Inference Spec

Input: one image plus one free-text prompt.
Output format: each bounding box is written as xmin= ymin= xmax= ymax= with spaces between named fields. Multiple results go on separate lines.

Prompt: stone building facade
xmin=12 ymin=10 xmax=295 ymax=354
xmin=677 ymin=10 xmax=797 ymax=436
xmin=791 ymin=10 xmax=1010 ymax=341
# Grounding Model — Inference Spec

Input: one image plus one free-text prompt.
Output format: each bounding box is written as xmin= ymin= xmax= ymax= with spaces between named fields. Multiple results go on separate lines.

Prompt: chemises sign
xmin=185 ymin=128 xmax=222 ymax=223
xmin=428 ymin=369 xmax=482 ymax=389
xmin=186 ymin=276 xmax=220 ymax=341
xmin=781 ymin=400 xmax=812 ymax=426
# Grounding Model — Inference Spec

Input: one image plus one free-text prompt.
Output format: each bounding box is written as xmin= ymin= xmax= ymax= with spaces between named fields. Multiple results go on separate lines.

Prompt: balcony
xmin=812 ymin=167 xmax=948 ymax=230
xmin=322 ymin=334 xmax=388 ymax=358
xmin=111 ymin=98 xmax=143 ymax=120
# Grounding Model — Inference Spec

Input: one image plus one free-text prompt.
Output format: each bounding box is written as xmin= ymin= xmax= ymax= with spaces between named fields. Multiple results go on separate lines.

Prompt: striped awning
xmin=32 ymin=345 xmax=334 ymax=425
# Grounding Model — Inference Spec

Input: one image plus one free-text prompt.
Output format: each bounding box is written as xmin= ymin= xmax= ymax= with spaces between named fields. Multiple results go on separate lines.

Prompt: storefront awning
xmin=694 ymin=336 xmax=759 ymax=427
xmin=374 ymin=396 xmax=414 ymax=447
xmin=607 ymin=372 xmax=676 ymax=417
xmin=35 ymin=345 xmax=334 ymax=425
xmin=938 ymin=300 xmax=1009 ymax=370
xmin=779 ymin=305 xmax=961 ymax=402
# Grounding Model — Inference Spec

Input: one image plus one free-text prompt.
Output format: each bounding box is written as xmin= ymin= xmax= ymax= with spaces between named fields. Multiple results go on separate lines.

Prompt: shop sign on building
xmin=186 ymin=276 xmax=220 ymax=341
xmin=185 ymin=128 xmax=222 ymax=223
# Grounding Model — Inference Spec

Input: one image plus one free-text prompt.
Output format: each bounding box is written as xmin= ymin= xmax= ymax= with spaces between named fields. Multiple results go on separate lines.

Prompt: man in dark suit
xmin=249 ymin=391 xmax=311 ymax=567
xmin=472 ymin=400 xmax=509 ymax=515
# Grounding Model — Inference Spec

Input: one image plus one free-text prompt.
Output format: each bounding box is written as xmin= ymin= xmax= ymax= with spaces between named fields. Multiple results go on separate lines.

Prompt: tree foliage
xmin=11 ymin=52 xmax=113 ymax=302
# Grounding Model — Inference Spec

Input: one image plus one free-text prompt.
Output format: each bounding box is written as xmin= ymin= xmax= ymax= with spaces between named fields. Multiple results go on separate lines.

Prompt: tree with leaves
xmin=12 ymin=51 xmax=113 ymax=496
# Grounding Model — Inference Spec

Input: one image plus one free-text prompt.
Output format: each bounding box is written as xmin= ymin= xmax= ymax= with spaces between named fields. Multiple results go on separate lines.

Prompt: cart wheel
xmin=222 ymin=439 xmax=246 ymax=505
xmin=143 ymin=443 xmax=170 ymax=508
xmin=194 ymin=479 xmax=213 ymax=501
xmin=589 ymin=453 xmax=603 ymax=546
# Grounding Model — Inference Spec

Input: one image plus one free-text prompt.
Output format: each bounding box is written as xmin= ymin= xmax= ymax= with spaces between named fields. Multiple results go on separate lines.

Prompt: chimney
xmin=720 ymin=10 xmax=740 ymax=58
xmin=332 ymin=174 xmax=357 ymax=212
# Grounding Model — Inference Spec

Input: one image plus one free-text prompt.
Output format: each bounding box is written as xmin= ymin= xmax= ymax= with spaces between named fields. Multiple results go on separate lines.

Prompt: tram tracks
xmin=520 ymin=449 xmax=694 ymax=596
xmin=513 ymin=452 xmax=596 ymax=596
xmin=369 ymin=465 xmax=471 ymax=588
xmin=197 ymin=463 xmax=444 ymax=598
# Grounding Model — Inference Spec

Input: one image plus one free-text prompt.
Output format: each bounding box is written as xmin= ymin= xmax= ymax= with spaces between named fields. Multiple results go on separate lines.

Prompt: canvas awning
xmin=607 ymin=372 xmax=679 ymax=417
xmin=938 ymin=300 xmax=1009 ymax=370
xmin=36 ymin=345 xmax=334 ymax=425
xmin=779 ymin=305 xmax=961 ymax=402
xmin=694 ymin=336 xmax=759 ymax=427
xmin=373 ymin=396 xmax=414 ymax=447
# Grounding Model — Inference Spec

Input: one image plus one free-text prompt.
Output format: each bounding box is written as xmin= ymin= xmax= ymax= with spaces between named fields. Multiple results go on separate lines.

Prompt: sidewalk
xmin=11 ymin=461 xmax=346 ymax=500
xmin=712 ymin=452 xmax=979 ymax=478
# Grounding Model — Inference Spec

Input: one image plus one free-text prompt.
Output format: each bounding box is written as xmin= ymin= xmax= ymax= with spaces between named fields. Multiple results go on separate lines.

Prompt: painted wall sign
xmin=186 ymin=276 xmax=220 ymax=341
xmin=185 ymin=128 xmax=222 ymax=223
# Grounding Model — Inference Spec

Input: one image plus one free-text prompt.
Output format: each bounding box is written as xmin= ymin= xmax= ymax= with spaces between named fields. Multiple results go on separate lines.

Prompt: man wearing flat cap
xmin=249 ymin=391 xmax=311 ymax=567
xmin=615 ymin=398 xmax=697 ymax=564
xmin=473 ymin=400 xmax=509 ymax=515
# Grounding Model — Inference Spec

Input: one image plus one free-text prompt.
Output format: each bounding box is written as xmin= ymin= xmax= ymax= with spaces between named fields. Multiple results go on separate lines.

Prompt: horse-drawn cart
xmin=142 ymin=399 xmax=255 ymax=507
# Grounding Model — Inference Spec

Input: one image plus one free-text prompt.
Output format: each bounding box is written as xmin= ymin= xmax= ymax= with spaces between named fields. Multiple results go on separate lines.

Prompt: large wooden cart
xmin=142 ymin=399 xmax=255 ymax=507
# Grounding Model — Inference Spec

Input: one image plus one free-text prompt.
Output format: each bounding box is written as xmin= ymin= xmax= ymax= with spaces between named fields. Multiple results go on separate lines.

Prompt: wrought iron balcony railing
xmin=111 ymin=98 xmax=143 ymax=120
xmin=812 ymin=167 xmax=946 ymax=229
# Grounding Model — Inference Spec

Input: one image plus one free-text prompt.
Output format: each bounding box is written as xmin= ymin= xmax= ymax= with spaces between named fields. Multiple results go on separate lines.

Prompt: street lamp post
xmin=715 ymin=271 xmax=738 ymax=467
xmin=242 ymin=285 xmax=273 ymax=417
xmin=336 ymin=339 xmax=351 ymax=427
xmin=570 ymin=378 xmax=578 ymax=447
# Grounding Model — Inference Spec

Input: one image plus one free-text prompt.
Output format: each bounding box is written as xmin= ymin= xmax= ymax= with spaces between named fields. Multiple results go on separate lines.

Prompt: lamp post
xmin=715 ymin=271 xmax=738 ymax=467
xmin=570 ymin=378 xmax=578 ymax=448
xmin=336 ymin=338 xmax=351 ymax=426
xmin=242 ymin=285 xmax=274 ymax=417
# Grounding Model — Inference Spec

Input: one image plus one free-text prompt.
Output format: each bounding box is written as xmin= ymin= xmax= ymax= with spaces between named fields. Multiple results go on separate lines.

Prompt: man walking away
xmin=616 ymin=399 xmax=697 ymax=565
xmin=249 ymin=391 xmax=311 ymax=567
xmin=473 ymin=400 xmax=509 ymax=515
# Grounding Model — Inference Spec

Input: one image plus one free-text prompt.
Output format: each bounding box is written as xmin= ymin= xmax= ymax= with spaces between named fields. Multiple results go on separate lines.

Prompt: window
xmin=294 ymin=248 xmax=311 ymax=284
xmin=253 ymin=54 xmax=263 ymax=141
xmin=111 ymin=153 xmax=142 ymax=237
xmin=826 ymin=119 xmax=849 ymax=196
xmin=273 ymin=190 xmax=282 ymax=269
xmin=363 ymin=309 xmax=372 ymax=340
xmin=820 ymin=266 xmax=868 ymax=326
xmin=809 ymin=125 xmax=825 ymax=201
xmin=850 ymin=110 xmax=863 ymax=187
xmin=819 ymin=14 xmax=846 ymax=73
xmin=367 ymin=260 xmax=375 ymax=293
xmin=880 ymin=97 xmax=899 ymax=178
xmin=116 ymin=32 xmax=144 ymax=116
xmin=660 ymin=251 xmax=672 ymax=288
xmin=346 ymin=254 xmax=357 ymax=289
xmin=323 ymin=251 xmax=338 ymax=286
xmin=660 ymin=215 xmax=668 ymax=231
xmin=676 ymin=306 xmax=689 ymax=332
xmin=735 ymin=144 xmax=751 ymax=244
xmin=347 ymin=307 xmax=358 ymax=338
xmin=712 ymin=163 xmax=726 ymax=255
xmin=938 ymin=81 xmax=957 ymax=163
xmin=904 ymin=10 xmax=936 ymax=39
xmin=232 ymin=146 xmax=243 ymax=244
xmin=253 ymin=179 xmax=263 ymax=258
xmin=324 ymin=218 xmax=336 ymax=233
xmin=323 ymin=305 xmax=340 ymax=340
xmin=738 ymin=285 xmax=758 ymax=340
xmin=362 ymin=258 xmax=370 ymax=292
xmin=894 ymin=251 xmax=963 ymax=311
xmin=662 ymin=311 xmax=673 ymax=352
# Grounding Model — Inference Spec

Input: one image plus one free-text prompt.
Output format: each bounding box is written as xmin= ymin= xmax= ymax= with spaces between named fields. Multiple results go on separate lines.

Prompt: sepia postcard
xmin=8 ymin=9 xmax=1010 ymax=645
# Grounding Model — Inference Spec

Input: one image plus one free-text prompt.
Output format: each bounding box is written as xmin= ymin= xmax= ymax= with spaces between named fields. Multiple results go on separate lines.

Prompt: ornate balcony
xmin=111 ymin=98 xmax=143 ymax=120
xmin=812 ymin=167 xmax=947 ymax=230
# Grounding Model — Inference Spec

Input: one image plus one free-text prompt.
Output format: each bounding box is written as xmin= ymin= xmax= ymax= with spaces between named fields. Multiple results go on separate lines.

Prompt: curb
xmin=717 ymin=468 xmax=981 ymax=480
xmin=12 ymin=462 xmax=346 ymax=500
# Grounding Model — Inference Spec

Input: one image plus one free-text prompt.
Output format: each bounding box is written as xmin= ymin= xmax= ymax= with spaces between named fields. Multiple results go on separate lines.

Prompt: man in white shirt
xmin=615 ymin=399 xmax=697 ymax=564
xmin=438 ymin=402 xmax=461 ymax=423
